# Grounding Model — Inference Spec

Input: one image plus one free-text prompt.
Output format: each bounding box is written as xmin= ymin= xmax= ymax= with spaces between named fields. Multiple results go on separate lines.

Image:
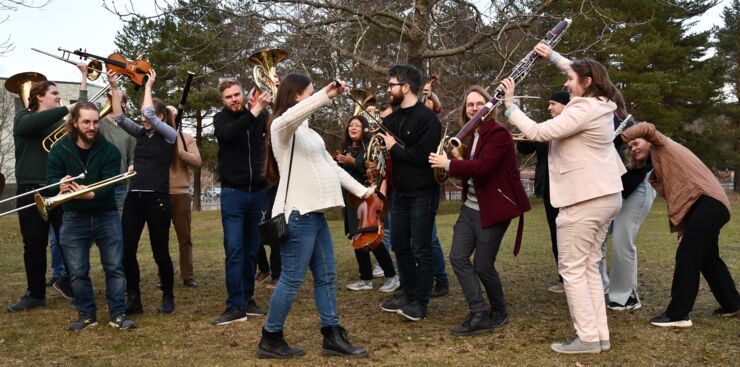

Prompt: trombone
xmin=0 ymin=173 xmax=85 ymax=217
xmin=32 ymin=47 xmax=103 ymax=81
xmin=0 ymin=172 xmax=136 ymax=220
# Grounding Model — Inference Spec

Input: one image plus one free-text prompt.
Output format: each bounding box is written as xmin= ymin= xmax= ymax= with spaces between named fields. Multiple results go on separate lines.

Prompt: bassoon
xmin=434 ymin=18 xmax=572 ymax=183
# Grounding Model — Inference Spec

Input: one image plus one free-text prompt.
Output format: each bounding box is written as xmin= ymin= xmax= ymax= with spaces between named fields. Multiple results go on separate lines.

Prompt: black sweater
xmin=384 ymin=101 xmax=441 ymax=195
xmin=213 ymin=107 xmax=267 ymax=193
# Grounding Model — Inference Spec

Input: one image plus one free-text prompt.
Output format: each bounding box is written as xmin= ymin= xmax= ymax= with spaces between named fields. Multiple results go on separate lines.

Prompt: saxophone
xmin=433 ymin=18 xmax=572 ymax=183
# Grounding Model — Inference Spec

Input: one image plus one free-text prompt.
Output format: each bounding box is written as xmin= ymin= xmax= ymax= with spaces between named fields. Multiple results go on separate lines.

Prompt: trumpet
xmin=32 ymin=48 xmax=103 ymax=81
xmin=4 ymin=71 xmax=47 ymax=108
xmin=248 ymin=48 xmax=287 ymax=97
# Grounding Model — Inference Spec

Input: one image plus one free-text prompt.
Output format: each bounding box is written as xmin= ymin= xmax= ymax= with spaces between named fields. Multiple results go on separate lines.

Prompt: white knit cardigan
xmin=270 ymin=89 xmax=368 ymax=222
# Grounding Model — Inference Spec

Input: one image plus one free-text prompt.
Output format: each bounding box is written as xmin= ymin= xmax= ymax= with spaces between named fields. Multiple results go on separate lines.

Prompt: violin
xmin=69 ymin=48 xmax=152 ymax=87
xmin=349 ymin=192 xmax=387 ymax=251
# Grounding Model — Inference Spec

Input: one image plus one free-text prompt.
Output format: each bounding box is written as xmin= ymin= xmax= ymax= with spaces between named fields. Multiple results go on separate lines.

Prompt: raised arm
xmin=141 ymin=107 xmax=177 ymax=144
xmin=505 ymin=98 xmax=593 ymax=141
xmin=271 ymin=88 xmax=331 ymax=143
xmin=621 ymin=122 xmax=666 ymax=148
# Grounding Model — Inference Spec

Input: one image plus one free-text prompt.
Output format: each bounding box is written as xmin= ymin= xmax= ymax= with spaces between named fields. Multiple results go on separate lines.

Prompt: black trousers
xmin=543 ymin=188 xmax=560 ymax=282
xmin=665 ymin=195 xmax=739 ymax=319
xmin=449 ymin=205 xmax=510 ymax=314
xmin=122 ymin=192 xmax=173 ymax=294
xmin=354 ymin=242 xmax=396 ymax=280
xmin=257 ymin=244 xmax=281 ymax=279
xmin=16 ymin=184 xmax=63 ymax=300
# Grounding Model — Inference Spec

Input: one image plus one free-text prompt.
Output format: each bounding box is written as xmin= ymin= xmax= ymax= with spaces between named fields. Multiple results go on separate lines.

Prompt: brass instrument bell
xmin=248 ymin=48 xmax=287 ymax=97
xmin=349 ymin=89 xmax=376 ymax=117
xmin=4 ymin=71 xmax=48 ymax=108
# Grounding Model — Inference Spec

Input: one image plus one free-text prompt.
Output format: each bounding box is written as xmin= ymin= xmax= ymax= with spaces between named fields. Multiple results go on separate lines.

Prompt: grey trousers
xmin=449 ymin=205 xmax=510 ymax=314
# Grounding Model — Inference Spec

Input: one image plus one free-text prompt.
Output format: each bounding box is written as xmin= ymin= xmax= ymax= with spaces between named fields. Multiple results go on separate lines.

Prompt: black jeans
xmin=391 ymin=192 xmax=438 ymax=305
xmin=543 ymin=188 xmax=560 ymax=282
xmin=16 ymin=184 xmax=63 ymax=300
xmin=449 ymin=205 xmax=510 ymax=314
xmin=666 ymin=195 xmax=739 ymax=319
xmin=257 ymin=244 xmax=281 ymax=279
xmin=354 ymin=243 xmax=396 ymax=280
xmin=122 ymin=192 xmax=173 ymax=294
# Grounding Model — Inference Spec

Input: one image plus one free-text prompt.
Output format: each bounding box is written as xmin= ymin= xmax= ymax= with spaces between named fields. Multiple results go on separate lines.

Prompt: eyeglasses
xmin=388 ymin=82 xmax=406 ymax=88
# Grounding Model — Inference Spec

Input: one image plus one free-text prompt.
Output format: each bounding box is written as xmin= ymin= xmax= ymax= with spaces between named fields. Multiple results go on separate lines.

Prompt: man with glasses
xmin=378 ymin=65 xmax=442 ymax=321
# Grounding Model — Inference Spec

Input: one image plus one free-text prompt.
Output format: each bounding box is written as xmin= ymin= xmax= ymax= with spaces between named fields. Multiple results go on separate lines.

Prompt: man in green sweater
xmin=47 ymin=101 xmax=135 ymax=330
xmin=8 ymin=64 xmax=88 ymax=312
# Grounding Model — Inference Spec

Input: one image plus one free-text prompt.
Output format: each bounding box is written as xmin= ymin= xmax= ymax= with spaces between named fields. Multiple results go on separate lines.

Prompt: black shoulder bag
xmin=258 ymin=137 xmax=295 ymax=247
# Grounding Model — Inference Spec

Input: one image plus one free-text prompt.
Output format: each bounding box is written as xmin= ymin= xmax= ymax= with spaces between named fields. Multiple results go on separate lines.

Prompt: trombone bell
xmin=4 ymin=71 xmax=48 ymax=108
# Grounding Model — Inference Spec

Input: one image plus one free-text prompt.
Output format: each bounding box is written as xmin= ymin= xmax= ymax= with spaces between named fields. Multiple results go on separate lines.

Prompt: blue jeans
xmin=431 ymin=217 xmax=449 ymax=283
xmin=220 ymin=187 xmax=267 ymax=310
xmin=265 ymin=211 xmax=339 ymax=332
xmin=60 ymin=210 xmax=126 ymax=319
xmin=391 ymin=193 xmax=438 ymax=305
xmin=49 ymin=227 xmax=66 ymax=277
xmin=114 ymin=185 xmax=127 ymax=215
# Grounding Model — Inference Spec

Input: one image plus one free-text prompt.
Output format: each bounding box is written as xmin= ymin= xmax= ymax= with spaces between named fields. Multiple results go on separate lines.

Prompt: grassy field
xmin=0 ymin=197 xmax=737 ymax=366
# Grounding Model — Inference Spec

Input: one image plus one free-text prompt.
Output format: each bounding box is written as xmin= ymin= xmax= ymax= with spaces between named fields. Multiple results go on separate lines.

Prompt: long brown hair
xmin=458 ymin=85 xmax=491 ymax=127
xmin=341 ymin=115 xmax=371 ymax=149
xmin=150 ymin=98 xmax=172 ymax=126
xmin=264 ymin=73 xmax=312 ymax=182
xmin=570 ymin=59 xmax=626 ymax=118
xmin=28 ymin=81 xmax=57 ymax=111
xmin=64 ymin=101 xmax=99 ymax=142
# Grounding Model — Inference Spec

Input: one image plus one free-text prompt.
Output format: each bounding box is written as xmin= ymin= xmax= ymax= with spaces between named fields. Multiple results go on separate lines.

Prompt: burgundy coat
xmin=448 ymin=119 xmax=531 ymax=254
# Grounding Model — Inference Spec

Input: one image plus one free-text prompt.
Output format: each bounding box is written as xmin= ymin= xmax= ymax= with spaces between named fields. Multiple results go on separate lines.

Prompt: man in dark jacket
xmin=46 ymin=101 xmax=135 ymax=331
xmin=378 ymin=64 xmax=442 ymax=321
xmin=515 ymin=90 xmax=569 ymax=294
xmin=212 ymin=78 xmax=272 ymax=325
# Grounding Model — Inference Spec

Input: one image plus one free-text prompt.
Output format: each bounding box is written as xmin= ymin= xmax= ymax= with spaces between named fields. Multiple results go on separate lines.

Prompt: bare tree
xmin=0 ymin=89 xmax=16 ymax=181
xmin=0 ymin=0 xmax=51 ymax=56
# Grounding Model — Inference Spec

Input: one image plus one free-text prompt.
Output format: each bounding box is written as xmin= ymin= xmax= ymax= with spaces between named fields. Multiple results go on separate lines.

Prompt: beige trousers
xmin=556 ymin=193 xmax=622 ymax=343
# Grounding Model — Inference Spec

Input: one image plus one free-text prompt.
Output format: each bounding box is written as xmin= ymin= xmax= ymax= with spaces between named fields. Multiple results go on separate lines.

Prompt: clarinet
xmin=176 ymin=71 xmax=195 ymax=151
xmin=455 ymin=18 xmax=572 ymax=143
xmin=614 ymin=114 xmax=635 ymax=135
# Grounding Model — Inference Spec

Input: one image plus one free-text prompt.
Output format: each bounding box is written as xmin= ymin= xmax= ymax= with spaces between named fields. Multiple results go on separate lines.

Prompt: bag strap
xmin=282 ymin=136 xmax=296 ymax=211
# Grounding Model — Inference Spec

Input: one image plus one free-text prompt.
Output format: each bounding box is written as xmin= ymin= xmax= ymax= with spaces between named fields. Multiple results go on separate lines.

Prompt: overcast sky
xmin=0 ymin=0 xmax=733 ymax=85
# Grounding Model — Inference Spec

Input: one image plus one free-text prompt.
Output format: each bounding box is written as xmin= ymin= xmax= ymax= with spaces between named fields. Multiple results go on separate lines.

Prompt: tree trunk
xmin=193 ymin=111 xmax=203 ymax=211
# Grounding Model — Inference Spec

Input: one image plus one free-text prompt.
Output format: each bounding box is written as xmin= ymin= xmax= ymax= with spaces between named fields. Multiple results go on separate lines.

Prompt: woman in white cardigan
xmin=500 ymin=44 xmax=626 ymax=354
xmin=256 ymin=74 xmax=374 ymax=360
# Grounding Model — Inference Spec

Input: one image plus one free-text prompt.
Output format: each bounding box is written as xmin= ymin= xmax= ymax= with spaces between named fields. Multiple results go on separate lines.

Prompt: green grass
xmin=0 ymin=197 xmax=737 ymax=366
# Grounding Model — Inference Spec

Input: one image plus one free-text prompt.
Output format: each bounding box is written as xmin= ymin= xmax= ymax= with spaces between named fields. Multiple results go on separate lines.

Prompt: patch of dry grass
xmin=0 ymin=198 xmax=737 ymax=366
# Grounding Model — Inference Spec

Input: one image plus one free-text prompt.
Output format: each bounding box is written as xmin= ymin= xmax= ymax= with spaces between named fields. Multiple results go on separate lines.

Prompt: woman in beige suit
xmin=500 ymin=44 xmax=626 ymax=354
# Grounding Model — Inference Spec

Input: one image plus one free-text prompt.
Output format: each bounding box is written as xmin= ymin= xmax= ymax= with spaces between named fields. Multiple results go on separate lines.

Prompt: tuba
xmin=434 ymin=18 xmax=572 ymax=183
xmin=4 ymin=71 xmax=48 ymax=109
xmin=248 ymin=48 xmax=287 ymax=97
xmin=349 ymin=89 xmax=376 ymax=117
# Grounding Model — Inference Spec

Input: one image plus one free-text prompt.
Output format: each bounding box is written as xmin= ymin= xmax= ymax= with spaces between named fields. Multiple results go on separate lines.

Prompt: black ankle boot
xmin=256 ymin=327 xmax=305 ymax=359
xmin=158 ymin=291 xmax=175 ymax=314
xmin=450 ymin=311 xmax=494 ymax=336
xmin=321 ymin=325 xmax=368 ymax=358
xmin=125 ymin=291 xmax=143 ymax=315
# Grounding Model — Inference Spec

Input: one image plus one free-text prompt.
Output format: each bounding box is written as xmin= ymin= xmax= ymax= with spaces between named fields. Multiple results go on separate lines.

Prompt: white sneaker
xmin=372 ymin=264 xmax=384 ymax=278
xmin=379 ymin=276 xmax=400 ymax=293
xmin=346 ymin=279 xmax=373 ymax=291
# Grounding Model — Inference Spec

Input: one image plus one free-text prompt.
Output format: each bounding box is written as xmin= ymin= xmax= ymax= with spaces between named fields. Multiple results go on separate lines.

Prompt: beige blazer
xmin=506 ymin=94 xmax=625 ymax=208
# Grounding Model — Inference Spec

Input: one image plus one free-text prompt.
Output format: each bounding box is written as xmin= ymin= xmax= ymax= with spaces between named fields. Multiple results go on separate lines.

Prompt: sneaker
xmin=183 ymin=278 xmax=198 ymax=288
xmin=346 ymin=279 xmax=373 ymax=291
xmin=431 ymin=280 xmax=449 ymax=298
xmin=607 ymin=296 xmax=641 ymax=311
xmin=379 ymin=276 xmax=400 ymax=293
xmin=600 ymin=340 xmax=611 ymax=352
xmin=213 ymin=308 xmax=248 ymax=325
xmin=712 ymin=307 xmax=738 ymax=317
xmin=7 ymin=293 xmax=45 ymax=312
xmin=68 ymin=316 xmax=98 ymax=331
xmin=550 ymin=336 xmax=601 ymax=354
xmin=380 ymin=291 xmax=410 ymax=313
xmin=47 ymin=276 xmax=59 ymax=288
xmin=245 ymin=298 xmax=265 ymax=316
xmin=265 ymin=277 xmax=279 ymax=290
xmin=372 ymin=265 xmax=384 ymax=278
xmin=397 ymin=301 xmax=426 ymax=321
xmin=256 ymin=272 xmax=271 ymax=284
xmin=649 ymin=313 xmax=692 ymax=328
xmin=53 ymin=277 xmax=74 ymax=300
xmin=548 ymin=282 xmax=565 ymax=293
xmin=109 ymin=314 xmax=137 ymax=329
